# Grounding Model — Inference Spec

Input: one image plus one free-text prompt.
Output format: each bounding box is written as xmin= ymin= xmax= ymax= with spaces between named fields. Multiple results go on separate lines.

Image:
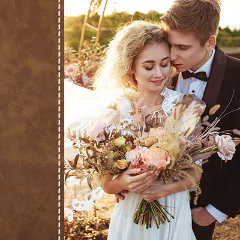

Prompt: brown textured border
xmin=0 ymin=0 xmax=64 ymax=239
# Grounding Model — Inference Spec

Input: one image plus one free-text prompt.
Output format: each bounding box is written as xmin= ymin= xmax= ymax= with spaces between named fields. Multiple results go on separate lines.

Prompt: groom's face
xmin=167 ymin=30 xmax=211 ymax=73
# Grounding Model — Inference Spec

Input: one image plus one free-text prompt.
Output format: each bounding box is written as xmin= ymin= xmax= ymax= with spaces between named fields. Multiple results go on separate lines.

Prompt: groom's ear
xmin=206 ymin=35 xmax=216 ymax=51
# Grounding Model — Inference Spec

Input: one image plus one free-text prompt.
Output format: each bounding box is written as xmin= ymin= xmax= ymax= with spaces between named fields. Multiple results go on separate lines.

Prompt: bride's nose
xmin=154 ymin=66 xmax=164 ymax=78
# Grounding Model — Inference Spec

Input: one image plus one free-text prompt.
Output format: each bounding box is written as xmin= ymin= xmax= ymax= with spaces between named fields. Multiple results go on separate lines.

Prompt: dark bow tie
xmin=182 ymin=71 xmax=208 ymax=82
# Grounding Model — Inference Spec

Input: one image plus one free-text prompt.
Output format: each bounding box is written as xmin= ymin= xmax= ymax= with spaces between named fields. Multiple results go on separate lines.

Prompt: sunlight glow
xmin=64 ymin=0 xmax=240 ymax=29
xmin=64 ymin=81 xmax=121 ymax=130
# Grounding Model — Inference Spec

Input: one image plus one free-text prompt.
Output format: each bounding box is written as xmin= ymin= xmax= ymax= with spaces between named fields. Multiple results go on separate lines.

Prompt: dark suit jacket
xmin=172 ymin=46 xmax=240 ymax=218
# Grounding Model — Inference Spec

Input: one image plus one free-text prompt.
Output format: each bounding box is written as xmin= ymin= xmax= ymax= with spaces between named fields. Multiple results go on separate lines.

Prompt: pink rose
xmin=67 ymin=65 xmax=74 ymax=73
xmin=125 ymin=147 xmax=148 ymax=165
xmin=89 ymin=121 xmax=107 ymax=141
xmin=215 ymin=135 xmax=236 ymax=160
xmin=82 ymin=73 xmax=91 ymax=85
xmin=64 ymin=65 xmax=76 ymax=78
xmin=142 ymin=147 xmax=171 ymax=169
xmin=149 ymin=128 xmax=165 ymax=140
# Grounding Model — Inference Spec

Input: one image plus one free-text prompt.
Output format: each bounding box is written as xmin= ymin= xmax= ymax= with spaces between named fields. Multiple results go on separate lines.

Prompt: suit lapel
xmin=203 ymin=46 xmax=227 ymax=112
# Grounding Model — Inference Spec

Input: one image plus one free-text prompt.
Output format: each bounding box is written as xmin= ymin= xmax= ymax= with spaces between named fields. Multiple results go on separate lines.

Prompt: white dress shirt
xmin=176 ymin=48 xmax=228 ymax=223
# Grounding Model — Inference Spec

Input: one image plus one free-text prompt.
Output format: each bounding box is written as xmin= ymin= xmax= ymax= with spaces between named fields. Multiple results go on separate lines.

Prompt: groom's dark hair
xmin=161 ymin=0 xmax=221 ymax=46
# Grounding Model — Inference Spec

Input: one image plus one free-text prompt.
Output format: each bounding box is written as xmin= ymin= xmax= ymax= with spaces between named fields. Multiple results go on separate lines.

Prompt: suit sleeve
xmin=209 ymin=148 xmax=240 ymax=217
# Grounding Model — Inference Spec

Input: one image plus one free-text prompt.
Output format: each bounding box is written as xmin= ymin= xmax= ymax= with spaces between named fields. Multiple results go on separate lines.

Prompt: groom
xmin=160 ymin=0 xmax=240 ymax=239
xmin=115 ymin=0 xmax=240 ymax=239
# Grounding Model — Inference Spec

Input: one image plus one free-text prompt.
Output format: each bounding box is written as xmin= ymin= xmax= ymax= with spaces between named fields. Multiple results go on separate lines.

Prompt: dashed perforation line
xmin=58 ymin=0 xmax=61 ymax=239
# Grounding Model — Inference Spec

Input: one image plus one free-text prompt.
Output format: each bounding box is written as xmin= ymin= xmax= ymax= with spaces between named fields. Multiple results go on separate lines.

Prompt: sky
xmin=64 ymin=0 xmax=240 ymax=30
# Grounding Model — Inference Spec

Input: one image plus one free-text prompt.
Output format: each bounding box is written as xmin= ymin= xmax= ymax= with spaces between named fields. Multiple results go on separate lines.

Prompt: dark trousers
xmin=192 ymin=221 xmax=216 ymax=240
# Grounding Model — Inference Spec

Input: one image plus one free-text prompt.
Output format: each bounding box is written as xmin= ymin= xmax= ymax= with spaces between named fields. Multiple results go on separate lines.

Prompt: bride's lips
xmin=150 ymin=79 xmax=164 ymax=86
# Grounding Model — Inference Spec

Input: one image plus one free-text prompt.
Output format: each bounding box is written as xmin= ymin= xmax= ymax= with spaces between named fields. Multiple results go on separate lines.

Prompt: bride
xmin=94 ymin=21 xmax=201 ymax=240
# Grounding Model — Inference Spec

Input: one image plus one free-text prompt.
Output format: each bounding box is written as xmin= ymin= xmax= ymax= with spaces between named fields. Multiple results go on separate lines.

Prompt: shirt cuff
xmin=206 ymin=204 xmax=228 ymax=223
xmin=195 ymin=159 xmax=203 ymax=166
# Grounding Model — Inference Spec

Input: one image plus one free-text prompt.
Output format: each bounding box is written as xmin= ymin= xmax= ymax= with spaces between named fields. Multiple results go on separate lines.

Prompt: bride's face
xmin=132 ymin=42 xmax=171 ymax=94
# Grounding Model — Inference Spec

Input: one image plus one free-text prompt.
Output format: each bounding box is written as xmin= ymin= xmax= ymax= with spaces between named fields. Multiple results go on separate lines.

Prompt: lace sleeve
xmin=160 ymin=87 xmax=183 ymax=115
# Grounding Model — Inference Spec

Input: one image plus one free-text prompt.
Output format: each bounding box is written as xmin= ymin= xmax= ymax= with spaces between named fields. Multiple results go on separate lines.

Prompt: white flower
xmin=65 ymin=176 xmax=80 ymax=187
xmin=215 ymin=135 xmax=236 ymax=160
xmin=72 ymin=199 xmax=84 ymax=211
xmin=125 ymin=147 xmax=148 ymax=165
xmin=72 ymin=198 xmax=95 ymax=212
xmin=122 ymin=130 xmax=134 ymax=136
xmin=64 ymin=208 xmax=73 ymax=222
xmin=92 ymin=187 xmax=104 ymax=200
xmin=71 ymin=187 xmax=103 ymax=214
xmin=82 ymin=200 xmax=95 ymax=211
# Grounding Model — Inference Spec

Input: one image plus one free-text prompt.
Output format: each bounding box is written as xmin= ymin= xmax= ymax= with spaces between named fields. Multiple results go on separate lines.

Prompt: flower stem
xmin=133 ymin=199 xmax=174 ymax=229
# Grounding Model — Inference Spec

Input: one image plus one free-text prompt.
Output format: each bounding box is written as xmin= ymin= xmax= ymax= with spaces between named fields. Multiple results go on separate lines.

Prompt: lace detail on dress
xmin=160 ymin=87 xmax=183 ymax=115
xmin=118 ymin=88 xmax=183 ymax=120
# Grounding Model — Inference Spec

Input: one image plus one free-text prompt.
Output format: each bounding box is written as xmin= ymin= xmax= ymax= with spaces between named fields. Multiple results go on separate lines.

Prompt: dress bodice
xmin=117 ymin=87 xmax=183 ymax=120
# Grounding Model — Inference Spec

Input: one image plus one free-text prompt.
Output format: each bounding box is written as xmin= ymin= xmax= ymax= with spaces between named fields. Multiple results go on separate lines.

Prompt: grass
xmin=220 ymin=46 xmax=240 ymax=54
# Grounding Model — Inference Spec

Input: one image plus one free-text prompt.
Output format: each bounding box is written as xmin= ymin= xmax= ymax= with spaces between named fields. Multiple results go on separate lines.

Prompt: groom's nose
xmin=170 ymin=48 xmax=178 ymax=62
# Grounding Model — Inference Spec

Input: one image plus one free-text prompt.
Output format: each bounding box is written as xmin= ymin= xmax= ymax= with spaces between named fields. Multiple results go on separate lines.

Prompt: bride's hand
xmin=140 ymin=167 xmax=202 ymax=202
xmin=115 ymin=190 xmax=129 ymax=203
xmin=117 ymin=168 xmax=156 ymax=194
xmin=140 ymin=180 xmax=175 ymax=202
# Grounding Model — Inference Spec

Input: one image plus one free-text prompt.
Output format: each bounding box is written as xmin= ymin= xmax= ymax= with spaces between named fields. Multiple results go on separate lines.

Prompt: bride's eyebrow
xmin=141 ymin=60 xmax=155 ymax=64
xmin=141 ymin=57 xmax=169 ymax=64
xmin=161 ymin=57 xmax=170 ymax=62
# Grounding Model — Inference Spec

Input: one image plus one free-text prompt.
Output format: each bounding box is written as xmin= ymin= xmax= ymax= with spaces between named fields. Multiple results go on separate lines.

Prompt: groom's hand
xmin=191 ymin=207 xmax=216 ymax=226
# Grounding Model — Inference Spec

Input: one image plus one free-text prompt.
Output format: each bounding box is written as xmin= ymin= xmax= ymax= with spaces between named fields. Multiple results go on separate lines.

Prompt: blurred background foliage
xmin=64 ymin=10 xmax=240 ymax=51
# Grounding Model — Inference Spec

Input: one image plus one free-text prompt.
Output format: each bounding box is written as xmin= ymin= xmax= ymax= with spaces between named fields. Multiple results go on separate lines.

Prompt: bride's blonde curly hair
xmin=95 ymin=20 xmax=171 ymax=89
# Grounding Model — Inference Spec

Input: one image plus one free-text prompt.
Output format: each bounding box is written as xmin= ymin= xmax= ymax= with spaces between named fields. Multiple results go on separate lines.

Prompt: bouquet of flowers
xmin=66 ymin=90 xmax=240 ymax=229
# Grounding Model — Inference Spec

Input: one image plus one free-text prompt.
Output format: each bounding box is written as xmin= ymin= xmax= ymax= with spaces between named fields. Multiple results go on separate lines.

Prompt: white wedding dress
xmin=107 ymin=88 xmax=196 ymax=240
xmin=64 ymin=82 xmax=196 ymax=240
